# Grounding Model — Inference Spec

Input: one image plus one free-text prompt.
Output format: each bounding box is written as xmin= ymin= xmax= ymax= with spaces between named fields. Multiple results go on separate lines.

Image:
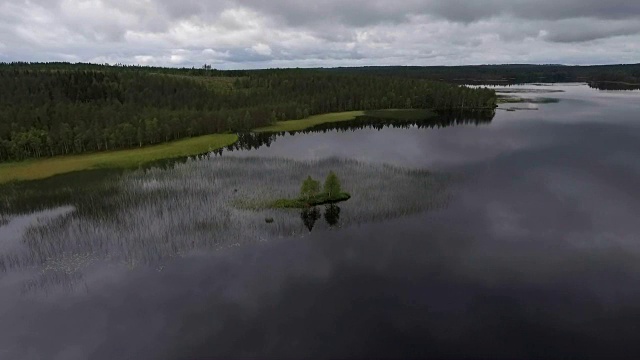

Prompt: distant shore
xmin=0 ymin=109 xmax=437 ymax=184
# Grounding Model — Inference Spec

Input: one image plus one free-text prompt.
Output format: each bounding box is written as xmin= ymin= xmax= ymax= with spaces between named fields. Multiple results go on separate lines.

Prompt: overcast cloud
xmin=0 ymin=0 xmax=639 ymax=68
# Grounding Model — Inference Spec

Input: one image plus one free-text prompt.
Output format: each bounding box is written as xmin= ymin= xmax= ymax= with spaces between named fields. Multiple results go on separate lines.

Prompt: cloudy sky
xmin=1 ymin=0 xmax=639 ymax=69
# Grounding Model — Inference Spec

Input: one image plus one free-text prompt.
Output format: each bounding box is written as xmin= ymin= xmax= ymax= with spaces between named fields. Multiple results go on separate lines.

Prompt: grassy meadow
xmin=0 ymin=134 xmax=238 ymax=184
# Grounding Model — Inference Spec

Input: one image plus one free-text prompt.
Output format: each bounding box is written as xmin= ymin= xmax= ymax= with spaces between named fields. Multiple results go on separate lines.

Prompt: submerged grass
xmin=1 ymin=157 xmax=452 ymax=281
xmin=497 ymin=95 xmax=560 ymax=104
xmin=0 ymin=134 xmax=238 ymax=184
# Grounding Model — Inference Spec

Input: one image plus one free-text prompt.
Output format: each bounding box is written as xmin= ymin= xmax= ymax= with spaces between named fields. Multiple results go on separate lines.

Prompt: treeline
xmin=4 ymin=62 xmax=639 ymax=84
xmin=0 ymin=64 xmax=496 ymax=162
xmin=588 ymin=81 xmax=640 ymax=91
xmin=0 ymin=61 xmax=246 ymax=78
xmin=329 ymin=64 xmax=640 ymax=84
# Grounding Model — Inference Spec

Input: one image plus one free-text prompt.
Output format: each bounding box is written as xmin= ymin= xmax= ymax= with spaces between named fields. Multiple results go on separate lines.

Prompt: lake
xmin=1 ymin=84 xmax=640 ymax=359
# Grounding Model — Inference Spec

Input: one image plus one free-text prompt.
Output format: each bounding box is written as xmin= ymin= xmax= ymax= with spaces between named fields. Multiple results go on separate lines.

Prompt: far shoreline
xmin=0 ymin=109 xmax=437 ymax=184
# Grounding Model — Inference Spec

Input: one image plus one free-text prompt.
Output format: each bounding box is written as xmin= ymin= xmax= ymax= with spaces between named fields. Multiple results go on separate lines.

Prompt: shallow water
xmin=1 ymin=84 xmax=640 ymax=359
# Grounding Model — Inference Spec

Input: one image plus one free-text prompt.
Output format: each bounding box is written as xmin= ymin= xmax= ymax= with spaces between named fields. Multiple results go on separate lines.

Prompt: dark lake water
xmin=1 ymin=84 xmax=640 ymax=359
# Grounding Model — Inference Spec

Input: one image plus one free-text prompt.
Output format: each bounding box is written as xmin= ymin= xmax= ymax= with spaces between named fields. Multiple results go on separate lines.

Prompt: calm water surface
xmin=1 ymin=84 xmax=640 ymax=359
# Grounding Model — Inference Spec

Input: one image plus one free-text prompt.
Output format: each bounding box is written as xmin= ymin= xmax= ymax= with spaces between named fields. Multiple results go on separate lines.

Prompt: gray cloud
xmin=429 ymin=0 xmax=640 ymax=22
xmin=541 ymin=18 xmax=640 ymax=43
xmin=0 ymin=0 xmax=639 ymax=68
xmin=159 ymin=0 xmax=640 ymax=27
xmin=225 ymin=0 xmax=640 ymax=26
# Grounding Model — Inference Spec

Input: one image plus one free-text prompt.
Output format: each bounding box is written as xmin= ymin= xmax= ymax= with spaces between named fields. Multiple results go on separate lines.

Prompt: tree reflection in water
xmin=324 ymin=204 xmax=341 ymax=227
xmin=301 ymin=207 xmax=321 ymax=232
xmin=225 ymin=110 xmax=496 ymax=154
xmin=300 ymin=204 xmax=341 ymax=232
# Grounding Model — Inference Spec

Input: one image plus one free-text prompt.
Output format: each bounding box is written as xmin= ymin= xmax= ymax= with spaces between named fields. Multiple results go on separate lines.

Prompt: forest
xmin=4 ymin=62 xmax=639 ymax=83
xmin=331 ymin=64 xmax=640 ymax=84
xmin=0 ymin=63 xmax=497 ymax=162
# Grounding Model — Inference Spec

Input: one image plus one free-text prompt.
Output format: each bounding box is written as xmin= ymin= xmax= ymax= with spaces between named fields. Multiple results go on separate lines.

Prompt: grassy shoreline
xmin=253 ymin=111 xmax=366 ymax=133
xmin=0 ymin=134 xmax=238 ymax=184
xmin=253 ymin=109 xmax=436 ymax=133
xmin=0 ymin=109 xmax=435 ymax=184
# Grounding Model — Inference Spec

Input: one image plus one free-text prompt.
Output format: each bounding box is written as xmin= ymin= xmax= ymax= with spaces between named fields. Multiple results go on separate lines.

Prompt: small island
xmin=270 ymin=172 xmax=351 ymax=209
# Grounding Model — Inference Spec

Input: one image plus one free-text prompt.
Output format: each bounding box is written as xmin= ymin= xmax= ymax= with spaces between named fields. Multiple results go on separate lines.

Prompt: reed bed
xmin=1 ymin=155 xmax=451 ymax=291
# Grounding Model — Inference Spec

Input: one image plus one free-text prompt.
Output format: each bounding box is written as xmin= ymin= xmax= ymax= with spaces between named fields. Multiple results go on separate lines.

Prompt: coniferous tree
xmin=300 ymin=176 xmax=320 ymax=200
xmin=324 ymin=171 xmax=341 ymax=197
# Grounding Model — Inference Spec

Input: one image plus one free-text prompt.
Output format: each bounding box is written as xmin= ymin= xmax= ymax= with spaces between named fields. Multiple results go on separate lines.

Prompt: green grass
xmin=270 ymin=192 xmax=352 ymax=209
xmin=0 ymin=134 xmax=238 ymax=184
xmin=253 ymin=111 xmax=366 ymax=133
xmin=497 ymin=96 xmax=526 ymax=103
